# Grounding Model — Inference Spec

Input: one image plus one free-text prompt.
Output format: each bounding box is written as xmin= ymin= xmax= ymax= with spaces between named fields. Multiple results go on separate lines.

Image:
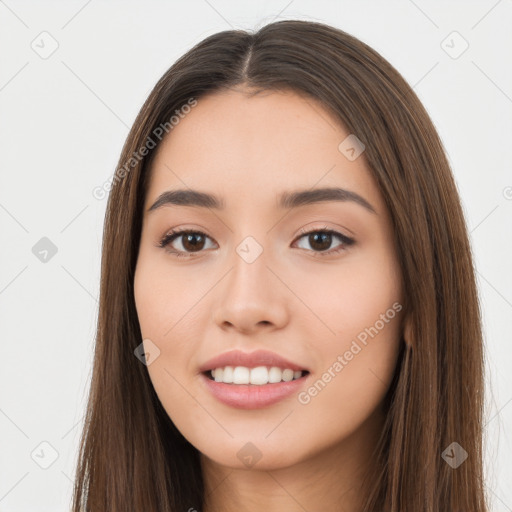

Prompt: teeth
xmin=211 ymin=366 xmax=304 ymax=385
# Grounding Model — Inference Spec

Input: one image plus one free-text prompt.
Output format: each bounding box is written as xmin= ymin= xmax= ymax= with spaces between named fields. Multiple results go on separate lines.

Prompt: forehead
xmin=145 ymin=88 xmax=384 ymax=215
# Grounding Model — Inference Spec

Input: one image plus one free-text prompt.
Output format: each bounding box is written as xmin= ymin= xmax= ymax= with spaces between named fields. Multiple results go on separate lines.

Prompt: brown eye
xmin=179 ymin=232 xmax=207 ymax=252
xmin=157 ymin=228 xmax=354 ymax=259
xmin=158 ymin=230 xmax=216 ymax=257
xmin=306 ymin=232 xmax=332 ymax=251
xmin=294 ymin=229 xmax=354 ymax=256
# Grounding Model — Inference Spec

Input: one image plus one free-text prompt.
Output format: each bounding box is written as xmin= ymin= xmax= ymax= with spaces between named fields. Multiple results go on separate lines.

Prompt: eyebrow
xmin=147 ymin=187 xmax=377 ymax=214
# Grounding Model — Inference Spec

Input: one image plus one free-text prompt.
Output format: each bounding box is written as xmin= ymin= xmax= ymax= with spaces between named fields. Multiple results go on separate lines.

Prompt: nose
xmin=212 ymin=249 xmax=289 ymax=334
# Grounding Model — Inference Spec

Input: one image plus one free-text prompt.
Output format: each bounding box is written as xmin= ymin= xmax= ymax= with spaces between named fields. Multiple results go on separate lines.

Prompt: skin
xmin=134 ymin=87 xmax=406 ymax=512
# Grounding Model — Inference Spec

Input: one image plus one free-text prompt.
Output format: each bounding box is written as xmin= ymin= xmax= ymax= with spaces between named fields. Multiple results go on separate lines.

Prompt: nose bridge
xmin=227 ymin=234 xmax=273 ymax=301
xmin=212 ymin=229 xmax=288 ymax=331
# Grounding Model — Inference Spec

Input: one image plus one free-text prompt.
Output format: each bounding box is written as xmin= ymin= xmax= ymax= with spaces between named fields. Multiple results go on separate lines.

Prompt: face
xmin=134 ymin=87 xmax=404 ymax=472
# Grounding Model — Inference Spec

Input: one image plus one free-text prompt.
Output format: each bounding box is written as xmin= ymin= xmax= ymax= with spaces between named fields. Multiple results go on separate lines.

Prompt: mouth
xmin=199 ymin=367 xmax=311 ymax=409
xmin=202 ymin=366 xmax=310 ymax=385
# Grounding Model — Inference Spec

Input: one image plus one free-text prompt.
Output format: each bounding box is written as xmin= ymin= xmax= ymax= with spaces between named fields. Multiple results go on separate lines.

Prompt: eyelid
xmin=295 ymin=223 xmax=352 ymax=239
xmin=295 ymin=222 xmax=354 ymax=241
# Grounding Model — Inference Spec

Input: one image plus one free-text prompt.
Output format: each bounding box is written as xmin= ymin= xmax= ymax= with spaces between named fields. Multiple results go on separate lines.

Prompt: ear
xmin=403 ymin=315 xmax=413 ymax=348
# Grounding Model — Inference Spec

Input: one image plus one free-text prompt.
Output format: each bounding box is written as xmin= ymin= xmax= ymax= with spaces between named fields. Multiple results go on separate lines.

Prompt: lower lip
xmin=200 ymin=372 xmax=309 ymax=409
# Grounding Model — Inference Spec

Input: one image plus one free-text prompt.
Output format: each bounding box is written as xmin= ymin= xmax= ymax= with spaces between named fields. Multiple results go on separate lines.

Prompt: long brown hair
xmin=72 ymin=19 xmax=488 ymax=511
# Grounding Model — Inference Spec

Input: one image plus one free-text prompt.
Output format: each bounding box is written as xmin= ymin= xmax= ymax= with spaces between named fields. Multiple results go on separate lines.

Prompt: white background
xmin=1 ymin=1 xmax=511 ymax=510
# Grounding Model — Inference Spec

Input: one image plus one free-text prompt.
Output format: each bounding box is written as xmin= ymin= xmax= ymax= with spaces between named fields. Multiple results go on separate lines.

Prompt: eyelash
xmin=156 ymin=226 xmax=355 ymax=259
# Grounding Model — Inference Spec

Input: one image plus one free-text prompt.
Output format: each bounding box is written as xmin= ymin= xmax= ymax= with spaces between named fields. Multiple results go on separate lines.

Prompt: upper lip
xmin=199 ymin=349 xmax=309 ymax=373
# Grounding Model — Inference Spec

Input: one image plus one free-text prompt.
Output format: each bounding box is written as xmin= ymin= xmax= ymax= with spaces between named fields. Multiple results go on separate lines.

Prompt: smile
xmin=207 ymin=365 xmax=308 ymax=385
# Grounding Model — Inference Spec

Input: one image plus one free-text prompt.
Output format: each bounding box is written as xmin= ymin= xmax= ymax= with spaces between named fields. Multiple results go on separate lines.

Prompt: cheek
xmin=291 ymin=245 xmax=402 ymax=341
xmin=291 ymin=247 xmax=402 ymax=421
xmin=134 ymin=249 xmax=208 ymax=389
xmin=134 ymin=258 xmax=203 ymax=435
xmin=295 ymin=340 xmax=399 ymax=453
xmin=134 ymin=249 xmax=206 ymax=338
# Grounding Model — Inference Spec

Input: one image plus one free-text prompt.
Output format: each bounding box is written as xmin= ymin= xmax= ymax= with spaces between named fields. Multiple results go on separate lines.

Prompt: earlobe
xmin=403 ymin=316 xmax=413 ymax=348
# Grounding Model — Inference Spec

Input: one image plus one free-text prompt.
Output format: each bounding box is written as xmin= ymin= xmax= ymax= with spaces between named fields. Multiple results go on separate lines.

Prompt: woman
xmin=72 ymin=19 xmax=488 ymax=511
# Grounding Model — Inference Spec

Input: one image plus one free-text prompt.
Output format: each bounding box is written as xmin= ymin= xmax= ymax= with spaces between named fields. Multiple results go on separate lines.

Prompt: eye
xmin=156 ymin=226 xmax=355 ymax=259
xmin=293 ymin=227 xmax=355 ymax=257
xmin=156 ymin=229 xmax=216 ymax=258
